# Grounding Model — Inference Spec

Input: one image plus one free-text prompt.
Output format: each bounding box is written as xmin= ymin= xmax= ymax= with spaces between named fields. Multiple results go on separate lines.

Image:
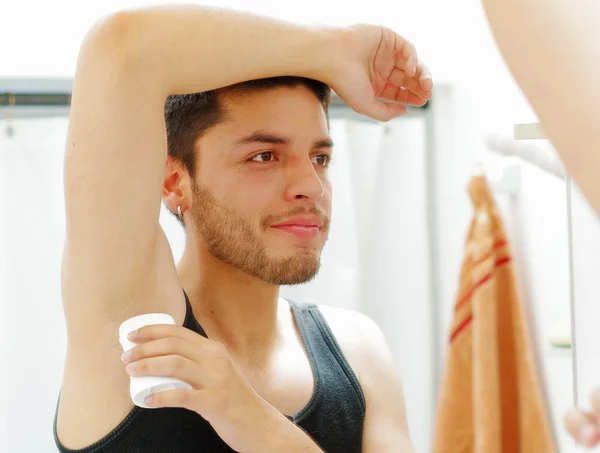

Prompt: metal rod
xmin=0 ymin=77 xmax=428 ymax=109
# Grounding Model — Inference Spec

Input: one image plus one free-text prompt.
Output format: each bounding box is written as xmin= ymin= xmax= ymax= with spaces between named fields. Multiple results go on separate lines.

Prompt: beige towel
xmin=432 ymin=174 xmax=556 ymax=453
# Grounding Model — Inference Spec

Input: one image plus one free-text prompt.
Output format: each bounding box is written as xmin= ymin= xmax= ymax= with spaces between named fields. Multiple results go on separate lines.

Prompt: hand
xmin=564 ymin=389 xmax=600 ymax=448
xmin=122 ymin=324 xmax=277 ymax=453
xmin=328 ymin=24 xmax=433 ymax=122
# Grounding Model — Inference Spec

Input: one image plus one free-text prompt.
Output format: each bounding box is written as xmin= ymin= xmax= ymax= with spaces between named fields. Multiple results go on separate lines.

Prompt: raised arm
xmin=64 ymin=4 xmax=432 ymax=330
xmin=63 ymin=5 xmax=336 ymax=331
xmin=481 ymin=0 xmax=600 ymax=214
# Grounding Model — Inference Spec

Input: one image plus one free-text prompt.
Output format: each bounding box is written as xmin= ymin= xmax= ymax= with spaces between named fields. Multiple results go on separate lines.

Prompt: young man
xmin=481 ymin=0 xmax=600 ymax=448
xmin=53 ymin=4 xmax=433 ymax=453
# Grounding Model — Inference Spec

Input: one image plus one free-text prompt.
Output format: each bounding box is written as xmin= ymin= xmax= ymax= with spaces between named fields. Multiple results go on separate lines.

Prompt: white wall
xmin=0 ymin=118 xmax=69 ymax=451
xmin=0 ymin=0 xmax=466 ymax=82
xmin=357 ymin=118 xmax=433 ymax=452
xmin=570 ymin=183 xmax=600 ymax=416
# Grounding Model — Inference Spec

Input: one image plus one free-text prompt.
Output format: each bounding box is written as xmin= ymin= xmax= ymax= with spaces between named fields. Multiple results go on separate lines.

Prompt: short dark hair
xmin=163 ymin=76 xmax=331 ymax=227
xmin=165 ymin=76 xmax=331 ymax=177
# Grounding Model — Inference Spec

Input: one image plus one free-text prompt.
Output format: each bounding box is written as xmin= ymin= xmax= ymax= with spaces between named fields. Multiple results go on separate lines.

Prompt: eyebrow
xmin=233 ymin=131 xmax=334 ymax=149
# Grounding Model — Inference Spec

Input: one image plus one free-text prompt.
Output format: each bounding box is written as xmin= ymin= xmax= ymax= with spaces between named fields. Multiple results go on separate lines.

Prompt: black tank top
xmin=53 ymin=292 xmax=366 ymax=452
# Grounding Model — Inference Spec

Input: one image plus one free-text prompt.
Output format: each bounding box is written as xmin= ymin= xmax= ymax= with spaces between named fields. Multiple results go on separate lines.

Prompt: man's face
xmin=189 ymin=86 xmax=333 ymax=285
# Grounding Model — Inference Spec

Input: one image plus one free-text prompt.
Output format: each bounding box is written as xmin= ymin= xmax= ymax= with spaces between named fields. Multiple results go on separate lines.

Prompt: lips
xmin=271 ymin=216 xmax=323 ymax=239
xmin=272 ymin=216 xmax=324 ymax=228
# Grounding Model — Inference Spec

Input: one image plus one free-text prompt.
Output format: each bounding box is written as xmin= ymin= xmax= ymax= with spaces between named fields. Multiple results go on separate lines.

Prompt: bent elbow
xmin=76 ymin=9 xmax=145 ymax=72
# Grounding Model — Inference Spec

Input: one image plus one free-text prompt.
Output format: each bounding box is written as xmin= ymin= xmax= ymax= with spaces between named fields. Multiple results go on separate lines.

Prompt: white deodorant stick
xmin=119 ymin=313 xmax=193 ymax=409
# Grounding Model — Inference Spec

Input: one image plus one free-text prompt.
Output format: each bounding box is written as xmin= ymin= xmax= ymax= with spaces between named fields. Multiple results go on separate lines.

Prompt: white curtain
xmin=1 ymin=115 xmax=434 ymax=453
xmin=1 ymin=117 xmax=70 ymax=453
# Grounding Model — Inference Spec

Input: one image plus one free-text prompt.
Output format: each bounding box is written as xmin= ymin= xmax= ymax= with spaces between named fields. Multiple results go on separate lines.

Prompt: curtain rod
xmin=0 ymin=77 xmax=429 ymax=110
xmin=0 ymin=92 xmax=429 ymax=111
xmin=0 ymin=93 xmax=70 ymax=107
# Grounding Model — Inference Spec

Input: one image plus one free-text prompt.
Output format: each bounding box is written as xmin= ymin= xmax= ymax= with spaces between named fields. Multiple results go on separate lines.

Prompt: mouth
xmin=272 ymin=215 xmax=325 ymax=239
xmin=271 ymin=225 xmax=321 ymax=239
xmin=271 ymin=216 xmax=324 ymax=239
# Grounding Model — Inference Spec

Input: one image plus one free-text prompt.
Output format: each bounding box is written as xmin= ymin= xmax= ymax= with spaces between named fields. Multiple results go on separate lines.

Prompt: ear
xmin=163 ymin=155 xmax=190 ymax=214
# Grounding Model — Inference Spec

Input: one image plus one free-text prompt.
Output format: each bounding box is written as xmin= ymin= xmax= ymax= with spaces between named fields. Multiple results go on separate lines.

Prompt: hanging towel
xmin=432 ymin=174 xmax=556 ymax=453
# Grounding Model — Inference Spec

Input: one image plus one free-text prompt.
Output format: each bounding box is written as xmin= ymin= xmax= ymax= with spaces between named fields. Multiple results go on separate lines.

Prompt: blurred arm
xmin=482 ymin=0 xmax=600 ymax=213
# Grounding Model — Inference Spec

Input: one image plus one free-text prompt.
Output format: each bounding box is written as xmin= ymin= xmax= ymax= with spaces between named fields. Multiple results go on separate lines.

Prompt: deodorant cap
xmin=119 ymin=313 xmax=192 ymax=408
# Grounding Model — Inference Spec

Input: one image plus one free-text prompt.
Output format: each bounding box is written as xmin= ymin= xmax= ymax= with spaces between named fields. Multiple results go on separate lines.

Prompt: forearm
xmin=100 ymin=4 xmax=337 ymax=96
xmin=482 ymin=0 xmax=600 ymax=214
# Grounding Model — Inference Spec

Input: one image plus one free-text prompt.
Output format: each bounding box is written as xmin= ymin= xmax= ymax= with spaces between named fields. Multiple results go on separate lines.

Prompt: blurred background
xmin=1 ymin=1 xmax=596 ymax=452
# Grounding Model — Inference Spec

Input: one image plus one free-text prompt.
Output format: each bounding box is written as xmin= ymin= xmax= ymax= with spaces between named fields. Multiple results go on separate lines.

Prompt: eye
xmin=312 ymin=154 xmax=332 ymax=167
xmin=250 ymin=152 xmax=275 ymax=163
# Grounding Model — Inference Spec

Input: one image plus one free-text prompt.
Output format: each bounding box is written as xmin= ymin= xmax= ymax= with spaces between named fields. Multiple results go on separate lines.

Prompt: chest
xmin=237 ymin=336 xmax=315 ymax=418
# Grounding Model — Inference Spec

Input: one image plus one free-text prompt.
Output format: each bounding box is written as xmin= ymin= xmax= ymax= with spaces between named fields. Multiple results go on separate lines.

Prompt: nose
xmin=284 ymin=156 xmax=325 ymax=202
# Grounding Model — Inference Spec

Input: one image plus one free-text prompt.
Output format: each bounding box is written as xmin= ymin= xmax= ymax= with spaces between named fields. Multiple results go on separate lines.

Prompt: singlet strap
xmin=287 ymin=300 xmax=366 ymax=414
xmin=182 ymin=289 xmax=207 ymax=338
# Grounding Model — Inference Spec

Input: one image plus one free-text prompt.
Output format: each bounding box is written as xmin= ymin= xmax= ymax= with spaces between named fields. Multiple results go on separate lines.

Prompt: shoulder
xmin=315 ymin=305 xmax=396 ymax=388
xmin=316 ymin=305 xmax=386 ymax=348
xmin=314 ymin=305 xmax=413 ymax=452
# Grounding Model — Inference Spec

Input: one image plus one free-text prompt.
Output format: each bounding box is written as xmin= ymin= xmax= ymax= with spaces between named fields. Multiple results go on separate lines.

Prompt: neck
xmin=176 ymin=243 xmax=282 ymax=359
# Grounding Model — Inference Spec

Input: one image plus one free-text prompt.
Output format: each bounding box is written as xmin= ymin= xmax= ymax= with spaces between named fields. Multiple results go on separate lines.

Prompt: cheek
xmin=233 ymin=177 xmax=274 ymax=204
xmin=230 ymin=168 xmax=280 ymax=199
xmin=220 ymin=178 xmax=275 ymax=221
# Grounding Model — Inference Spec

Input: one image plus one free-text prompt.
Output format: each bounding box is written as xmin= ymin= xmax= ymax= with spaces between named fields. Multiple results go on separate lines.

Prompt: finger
xmin=123 ymin=336 xmax=201 ymax=364
xmin=417 ymin=62 xmax=433 ymax=92
xmin=144 ymin=388 xmax=197 ymax=410
xmin=380 ymin=84 xmax=428 ymax=107
xmin=130 ymin=323 xmax=208 ymax=345
xmin=127 ymin=354 xmax=203 ymax=388
xmin=564 ymin=407 xmax=600 ymax=447
xmin=388 ymin=68 xmax=430 ymax=99
xmin=396 ymin=38 xmax=417 ymax=78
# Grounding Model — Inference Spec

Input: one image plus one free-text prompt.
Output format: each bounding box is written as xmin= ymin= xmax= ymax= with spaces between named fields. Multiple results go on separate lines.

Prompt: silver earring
xmin=177 ymin=205 xmax=183 ymax=221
